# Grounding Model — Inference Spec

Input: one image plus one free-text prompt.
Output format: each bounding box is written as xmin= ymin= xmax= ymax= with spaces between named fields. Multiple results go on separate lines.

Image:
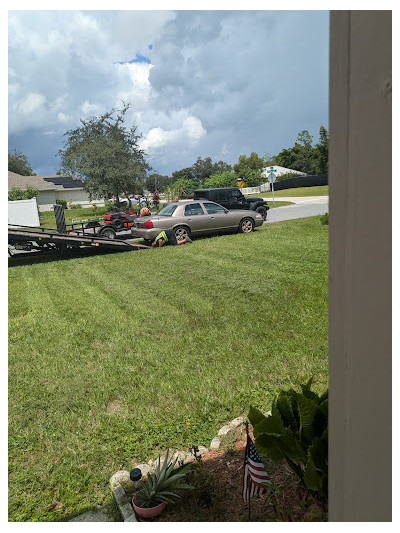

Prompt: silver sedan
xmin=130 ymin=200 xmax=263 ymax=243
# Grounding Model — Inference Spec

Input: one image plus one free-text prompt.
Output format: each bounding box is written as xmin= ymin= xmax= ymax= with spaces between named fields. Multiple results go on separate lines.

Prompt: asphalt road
xmin=264 ymin=196 xmax=329 ymax=224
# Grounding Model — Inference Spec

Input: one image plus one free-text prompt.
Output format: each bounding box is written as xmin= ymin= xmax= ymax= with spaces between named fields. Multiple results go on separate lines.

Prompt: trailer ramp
xmin=8 ymin=226 xmax=150 ymax=255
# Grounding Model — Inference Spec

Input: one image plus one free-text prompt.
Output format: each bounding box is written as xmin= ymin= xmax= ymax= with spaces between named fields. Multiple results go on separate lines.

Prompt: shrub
xmin=91 ymin=203 xmax=98 ymax=212
xmin=8 ymin=186 xmax=39 ymax=201
xmin=56 ymin=199 xmax=68 ymax=209
xmin=320 ymin=213 xmax=329 ymax=225
xmin=248 ymin=377 xmax=328 ymax=500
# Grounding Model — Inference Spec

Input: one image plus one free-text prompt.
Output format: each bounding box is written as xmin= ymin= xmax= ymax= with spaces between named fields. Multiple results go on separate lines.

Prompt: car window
xmin=157 ymin=204 xmax=178 ymax=216
xmin=203 ymin=202 xmax=226 ymax=215
xmin=230 ymin=189 xmax=243 ymax=198
xmin=184 ymin=203 xmax=205 ymax=216
xmin=216 ymin=190 xmax=229 ymax=202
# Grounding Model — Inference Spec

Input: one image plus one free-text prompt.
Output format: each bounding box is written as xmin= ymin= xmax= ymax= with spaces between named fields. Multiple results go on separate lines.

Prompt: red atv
xmin=90 ymin=207 xmax=139 ymax=240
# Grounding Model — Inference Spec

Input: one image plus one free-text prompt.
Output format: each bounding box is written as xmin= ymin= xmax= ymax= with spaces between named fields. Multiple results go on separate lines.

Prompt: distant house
xmin=8 ymin=172 xmax=103 ymax=211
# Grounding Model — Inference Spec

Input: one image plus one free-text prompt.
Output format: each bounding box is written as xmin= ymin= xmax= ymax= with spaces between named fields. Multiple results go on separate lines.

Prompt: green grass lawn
xmin=8 ymin=216 xmax=328 ymax=521
xmin=265 ymin=200 xmax=293 ymax=208
xmin=246 ymin=185 xmax=329 ymax=198
xmin=39 ymin=206 xmax=117 ymax=229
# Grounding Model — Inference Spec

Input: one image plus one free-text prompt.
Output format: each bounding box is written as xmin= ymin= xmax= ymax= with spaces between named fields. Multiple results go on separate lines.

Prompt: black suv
xmin=193 ymin=187 xmax=269 ymax=220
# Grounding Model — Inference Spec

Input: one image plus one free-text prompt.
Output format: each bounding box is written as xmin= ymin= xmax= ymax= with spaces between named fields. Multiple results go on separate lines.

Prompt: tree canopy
xmin=58 ymin=103 xmax=150 ymax=205
xmin=273 ymin=127 xmax=329 ymax=176
xmin=8 ymin=149 xmax=36 ymax=176
xmin=233 ymin=152 xmax=265 ymax=187
xmin=171 ymin=157 xmax=232 ymax=186
xmin=145 ymin=173 xmax=171 ymax=193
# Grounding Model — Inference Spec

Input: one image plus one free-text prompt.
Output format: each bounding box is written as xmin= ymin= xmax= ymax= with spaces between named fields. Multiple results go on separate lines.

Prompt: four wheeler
xmin=95 ymin=207 xmax=139 ymax=239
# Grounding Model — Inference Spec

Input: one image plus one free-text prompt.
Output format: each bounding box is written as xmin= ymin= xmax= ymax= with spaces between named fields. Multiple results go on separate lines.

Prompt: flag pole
xmin=246 ymin=421 xmax=251 ymax=521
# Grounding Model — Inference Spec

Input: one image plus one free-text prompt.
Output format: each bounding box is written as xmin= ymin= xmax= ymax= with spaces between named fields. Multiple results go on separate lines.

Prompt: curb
xmin=110 ymin=414 xmax=270 ymax=521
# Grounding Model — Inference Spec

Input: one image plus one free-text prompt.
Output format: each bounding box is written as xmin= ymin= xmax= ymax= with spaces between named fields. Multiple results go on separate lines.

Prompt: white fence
xmin=241 ymin=183 xmax=271 ymax=195
xmin=8 ymin=198 xmax=40 ymax=227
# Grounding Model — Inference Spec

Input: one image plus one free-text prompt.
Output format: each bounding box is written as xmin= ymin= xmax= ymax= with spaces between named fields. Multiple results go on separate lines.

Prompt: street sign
xmin=268 ymin=172 xmax=276 ymax=184
xmin=238 ymin=181 xmax=245 ymax=188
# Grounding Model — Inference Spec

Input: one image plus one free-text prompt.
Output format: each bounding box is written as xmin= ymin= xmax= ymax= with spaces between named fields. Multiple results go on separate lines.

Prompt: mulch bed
xmin=140 ymin=425 xmax=327 ymax=522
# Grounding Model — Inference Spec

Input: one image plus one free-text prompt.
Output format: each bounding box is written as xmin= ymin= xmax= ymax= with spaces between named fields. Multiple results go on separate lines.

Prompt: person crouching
xmin=151 ymin=229 xmax=192 ymax=247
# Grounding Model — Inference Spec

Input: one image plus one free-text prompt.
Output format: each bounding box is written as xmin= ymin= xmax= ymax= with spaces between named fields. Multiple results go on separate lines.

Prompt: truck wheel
xmin=255 ymin=206 xmax=268 ymax=220
xmin=238 ymin=218 xmax=255 ymax=233
xmin=174 ymin=225 xmax=191 ymax=241
xmin=99 ymin=227 xmax=116 ymax=239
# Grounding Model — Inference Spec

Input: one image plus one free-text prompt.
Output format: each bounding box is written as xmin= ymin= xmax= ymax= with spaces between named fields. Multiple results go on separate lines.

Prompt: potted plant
xmin=132 ymin=449 xmax=194 ymax=518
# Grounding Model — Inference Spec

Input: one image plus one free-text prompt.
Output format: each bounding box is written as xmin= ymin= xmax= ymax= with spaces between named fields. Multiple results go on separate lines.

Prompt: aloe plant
xmin=248 ymin=377 xmax=328 ymax=500
xmin=135 ymin=449 xmax=194 ymax=508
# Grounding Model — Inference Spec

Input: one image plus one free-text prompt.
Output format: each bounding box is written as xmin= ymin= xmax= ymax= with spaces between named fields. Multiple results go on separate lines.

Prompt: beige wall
xmin=36 ymin=189 xmax=105 ymax=210
xmin=36 ymin=190 xmax=57 ymax=210
xmin=329 ymin=11 xmax=391 ymax=521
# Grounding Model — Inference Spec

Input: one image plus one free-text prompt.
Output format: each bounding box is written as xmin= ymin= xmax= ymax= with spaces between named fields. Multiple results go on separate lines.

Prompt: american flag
xmin=242 ymin=434 xmax=271 ymax=502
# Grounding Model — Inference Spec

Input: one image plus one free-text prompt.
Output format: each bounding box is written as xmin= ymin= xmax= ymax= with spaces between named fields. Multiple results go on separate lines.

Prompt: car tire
xmin=255 ymin=206 xmax=268 ymax=220
xmin=99 ymin=227 xmax=116 ymax=239
xmin=238 ymin=218 xmax=255 ymax=233
xmin=174 ymin=225 xmax=191 ymax=241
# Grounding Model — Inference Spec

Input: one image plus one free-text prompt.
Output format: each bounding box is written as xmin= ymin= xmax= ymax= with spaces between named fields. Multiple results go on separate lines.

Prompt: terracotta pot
xmin=132 ymin=498 xmax=167 ymax=519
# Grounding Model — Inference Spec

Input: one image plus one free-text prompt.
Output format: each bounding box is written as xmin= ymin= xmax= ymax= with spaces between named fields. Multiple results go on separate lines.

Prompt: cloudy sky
xmin=8 ymin=9 xmax=329 ymax=177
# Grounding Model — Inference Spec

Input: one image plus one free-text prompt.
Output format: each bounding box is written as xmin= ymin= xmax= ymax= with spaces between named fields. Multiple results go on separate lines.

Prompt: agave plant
xmin=135 ymin=449 xmax=194 ymax=508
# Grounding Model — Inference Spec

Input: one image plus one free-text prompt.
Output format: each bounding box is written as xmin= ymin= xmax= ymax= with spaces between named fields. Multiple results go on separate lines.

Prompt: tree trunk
xmin=123 ymin=191 xmax=132 ymax=208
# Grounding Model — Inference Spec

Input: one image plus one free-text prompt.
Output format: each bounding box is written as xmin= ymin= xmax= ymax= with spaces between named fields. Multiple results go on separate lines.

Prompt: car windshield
xmin=157 ymin=204 xmax=178 ymax=216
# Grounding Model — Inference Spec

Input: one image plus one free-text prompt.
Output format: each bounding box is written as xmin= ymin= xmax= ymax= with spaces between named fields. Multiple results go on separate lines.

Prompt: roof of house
xmin=8 ymin=171 xmax=84 ymax=191
xmin=262 ymin=165 xmax=305 ymax=177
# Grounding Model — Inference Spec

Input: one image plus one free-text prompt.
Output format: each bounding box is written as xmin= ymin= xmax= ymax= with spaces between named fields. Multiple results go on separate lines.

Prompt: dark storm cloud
xmin=8 ymin=10 xmax=328 ymax=176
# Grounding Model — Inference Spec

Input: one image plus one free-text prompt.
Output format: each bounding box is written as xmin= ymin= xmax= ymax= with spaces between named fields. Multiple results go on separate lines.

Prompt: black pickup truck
xmin=193 ymin=187 xmax=269 ymax=220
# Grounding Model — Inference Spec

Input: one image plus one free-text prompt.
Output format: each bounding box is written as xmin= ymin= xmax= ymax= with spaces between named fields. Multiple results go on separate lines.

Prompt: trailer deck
xmin=8 ymin=225 xmax=150 ymax=255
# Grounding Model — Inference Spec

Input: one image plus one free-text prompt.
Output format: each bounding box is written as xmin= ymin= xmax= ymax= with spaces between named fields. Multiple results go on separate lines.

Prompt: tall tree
xmin=203 ymin=170 xmax=238 ymax=188
xmin=315 ymin=125 xmax=329 ymax=174
xmin=233 ymin=152 xmax=265 ymax=187
xmin=171 ymin=157 xmax=232 ymax=186
xmin=8 ymin=149 xmax=36 ymax=176
xmin=274 ymin=128 xmax=325 ymax=175
xmin=58 ymin=103 xmax=150 ymax=206
xmin=145 ymin=173 xmax=171 ymax=193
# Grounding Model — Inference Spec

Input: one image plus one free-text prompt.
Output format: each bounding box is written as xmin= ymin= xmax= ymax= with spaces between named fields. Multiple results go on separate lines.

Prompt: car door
xmin=202 ymin=202 xmax=237 ymax=232
xmin=182 ymin=203 xmax=209 ymax=235
xmin=228 ymin=189 xmax=248 ymax=209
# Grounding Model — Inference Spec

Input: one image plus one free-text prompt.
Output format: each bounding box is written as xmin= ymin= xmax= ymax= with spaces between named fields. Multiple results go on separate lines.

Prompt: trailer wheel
xmin=99 ymin=227 xmax=116 ymax=239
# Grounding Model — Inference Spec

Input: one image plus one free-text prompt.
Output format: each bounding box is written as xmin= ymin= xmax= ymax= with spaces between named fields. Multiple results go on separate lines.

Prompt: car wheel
xmin=174 ymin=225 xmax=191 ymax=241
xmin=255 ymin=206 xmax=268 ymax=220
xmin=99 ymin=227 xmax=116 ymax=239
xmin=238 ymin=218 xmax=255 ymax=233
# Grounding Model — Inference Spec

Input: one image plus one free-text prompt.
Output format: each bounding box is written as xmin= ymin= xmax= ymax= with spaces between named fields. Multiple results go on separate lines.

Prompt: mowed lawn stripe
xmin=8 ymin=216 xmax=328 ymax=521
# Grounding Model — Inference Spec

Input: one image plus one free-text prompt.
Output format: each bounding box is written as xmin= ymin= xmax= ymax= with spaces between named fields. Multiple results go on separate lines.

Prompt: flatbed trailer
xmin=8 ymin=225 xmax=150 ymax=256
